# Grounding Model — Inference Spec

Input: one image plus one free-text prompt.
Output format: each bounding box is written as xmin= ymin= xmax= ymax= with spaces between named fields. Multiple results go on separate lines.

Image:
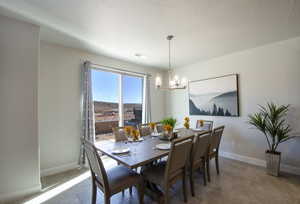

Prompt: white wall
xmin=166 ymin=37 xmax=300 ymax=170
xmin=39 ymin=42 xmax=166 ymax=174
xmin=0 ymin=15 xmax=40 ymax=200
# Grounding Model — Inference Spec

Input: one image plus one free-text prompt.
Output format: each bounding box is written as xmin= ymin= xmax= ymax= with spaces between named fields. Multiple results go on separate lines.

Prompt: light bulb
xmin=155 ymin=76 xmax=162 ymax=88
xmin=181 ymin=77 xmax=187 ymax=86
xmin=169 ymin=80 xmax=175 ymax=87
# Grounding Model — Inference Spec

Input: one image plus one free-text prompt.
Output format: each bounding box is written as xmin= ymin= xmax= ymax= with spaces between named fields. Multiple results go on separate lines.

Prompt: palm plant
xmin=248 ymin=102 xmax=294 ymax=153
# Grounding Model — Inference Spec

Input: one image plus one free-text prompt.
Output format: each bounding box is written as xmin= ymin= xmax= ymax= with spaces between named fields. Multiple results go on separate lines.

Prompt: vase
xmin=265 ymin=150 xmax=281 ymax=176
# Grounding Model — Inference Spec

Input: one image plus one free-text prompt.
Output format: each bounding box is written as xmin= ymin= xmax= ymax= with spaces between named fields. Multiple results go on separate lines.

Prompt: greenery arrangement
xmin=161 ymin=117 xmax=177 ymax=129
xmin=248 ymin=102 xmax=294 ymax=153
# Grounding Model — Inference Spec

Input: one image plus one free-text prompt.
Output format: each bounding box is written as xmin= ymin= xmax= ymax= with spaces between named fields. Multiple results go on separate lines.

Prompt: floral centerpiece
xmin=184 ymin=117 xmax=190 ymax=129
xmin=124 ymin=126 xmax=133 ymax=138
xmin=131 ymin=128 xmax=140 ymax=141
xmin=160 ymin=117 xmax=177 ymax=140
xmin=163 ymin=124 xmax=173 ymax=133
xmin=161 ymin=117 xmax=177 ymax=129
xmin=199 ymin=120 xmax=204 ymax=127
xmin=148 ymin=122 xmax=156 ymax=132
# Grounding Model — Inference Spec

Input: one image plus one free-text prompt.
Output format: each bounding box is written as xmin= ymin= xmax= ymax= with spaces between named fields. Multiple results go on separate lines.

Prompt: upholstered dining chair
xmin=82 ymin=139 xmax=144 ymax=204
xmin=206 ymin=126 xmax=225 ymax=182
xmin=189 ymin=131 xmax=211 ymax=196
xmin=138 ymin=123 xmax=152 ymax=137
xmin=112 ymin=127 xmax=128 ymax=142
xmin=196 ymin=120 xmax=214 ymax=131
xmin=177 ymin=128 xmax=195 ymax=137
xmin=142 ymin=135 xmax=194 ymax=203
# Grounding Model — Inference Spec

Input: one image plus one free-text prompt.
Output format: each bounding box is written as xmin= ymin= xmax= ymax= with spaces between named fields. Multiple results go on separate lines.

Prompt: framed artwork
xmin=188 ymin=74 xmax=239 ymax=117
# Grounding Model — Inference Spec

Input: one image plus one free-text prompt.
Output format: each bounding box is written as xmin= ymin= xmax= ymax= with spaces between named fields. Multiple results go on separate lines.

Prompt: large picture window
xmin=91 ymin=69 xmax=143 ymax=141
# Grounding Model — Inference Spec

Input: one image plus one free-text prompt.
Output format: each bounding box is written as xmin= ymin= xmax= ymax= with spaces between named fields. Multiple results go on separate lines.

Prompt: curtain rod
xmin=88 ymin=61 xmax=152 ymax=77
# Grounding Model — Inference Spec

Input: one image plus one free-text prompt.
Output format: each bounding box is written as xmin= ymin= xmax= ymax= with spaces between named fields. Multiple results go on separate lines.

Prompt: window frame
xmin=91 ymin=66 xmax=145 ymax=128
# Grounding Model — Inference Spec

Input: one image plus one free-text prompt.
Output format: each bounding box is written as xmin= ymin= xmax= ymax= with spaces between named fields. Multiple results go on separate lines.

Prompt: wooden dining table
xmin=94 ymin=135 xmax=171 ymax=169
xmin=94 ymin=128 xmax=206 ymax=169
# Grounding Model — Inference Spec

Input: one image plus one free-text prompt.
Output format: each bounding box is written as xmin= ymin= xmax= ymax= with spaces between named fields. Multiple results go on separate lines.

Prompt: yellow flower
xmin=184 ymin=121 xmax=190 ymax=129
xmin=184 ymin=117 xmax=190 ymax=122
xmin=149 ymin=122 xmax=156 ymax=130
xmin=131 ymin=129 xmax=140 ymax=140
xmin=199 ymin=120 xmax=204 ymax=127
xmin=163 ymin=124 xmax=173 ymax=132
xmin=124 ymin=126 xmax=133 ymax=134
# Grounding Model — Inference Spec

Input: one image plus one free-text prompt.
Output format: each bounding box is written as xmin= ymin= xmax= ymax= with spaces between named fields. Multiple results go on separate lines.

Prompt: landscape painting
xmin=189 ymin=74 xmax=239 ymax=117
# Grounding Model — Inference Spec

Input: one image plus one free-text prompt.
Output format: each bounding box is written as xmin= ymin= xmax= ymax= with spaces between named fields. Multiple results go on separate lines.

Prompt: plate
xmin=128 ymin=137 xmax=144 ymax=142
xmin=151 ymin=132 xmax=162 ymax=137
xmin=192 ymin=128 xmax=204 ymax=131
xmin=112 ymin=148 xmax=130 ymax=154
xmin=156 ymin=143 xmax=171 ymax=150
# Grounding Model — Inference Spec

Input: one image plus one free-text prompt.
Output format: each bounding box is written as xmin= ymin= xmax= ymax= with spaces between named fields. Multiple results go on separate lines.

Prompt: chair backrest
xmin=82 ymin=139 xmax=109 ymax=190
xmin=138 ymin=123 xmax=152 ymax=136
xmin=155 ymin=122 xmax=164 ymax=133
xmin=112 ymin=127 xmax=128 ymax=142
xmin=196 ymin=120 xmax=213 ymax=131
xmin=177 ymin=128 xmax=194 ymax=137
xmin=209 ymin=126 xmax=225 ymax=154
xmin=191 ymin=131 xmax=211 ymax=167
xmin=165 ymin=135 xmax=194 ymax=182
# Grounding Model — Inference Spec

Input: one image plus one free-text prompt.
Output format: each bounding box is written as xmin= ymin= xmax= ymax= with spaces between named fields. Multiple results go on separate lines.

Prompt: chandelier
xmin=155 ymin=35 xmax=187 ymax=90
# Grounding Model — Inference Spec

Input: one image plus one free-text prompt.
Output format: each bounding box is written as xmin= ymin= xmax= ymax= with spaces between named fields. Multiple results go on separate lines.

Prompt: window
xmin=123 ymin=75 xmax=143 ymax=126
xmin=91 ymin=69 xmax=144 ymax=141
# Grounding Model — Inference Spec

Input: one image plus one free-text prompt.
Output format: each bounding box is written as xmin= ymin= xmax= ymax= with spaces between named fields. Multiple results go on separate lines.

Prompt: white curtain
xmin=142 ymin=75 xmax=151 ymax=123
xmin=79 ymin=61 xmax=95 ymax=166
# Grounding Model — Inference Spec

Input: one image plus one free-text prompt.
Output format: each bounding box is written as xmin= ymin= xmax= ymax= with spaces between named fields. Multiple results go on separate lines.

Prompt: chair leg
xmin=104 ymin=195 xmax=110 ymax=204
xmin=203 ymin=167 xmax=207 ymax=186
xmin=91 ymin=180 xmax=97 ymax=204
xmin=215 ymin=154 xmax=220 ymax=175
xmin=189 ymin=170 xmax=195 ymax=197
xmin=207 ymin=158 xmax=211 ymax=182
xmin=164 ymin=188 xmax=169 ymax=204
xmin=138 ymin=181 xmax=145 ymax=204
xmin=129 ymin=187 xmax=133 ymax=195
xmin=183 ymin=173 xmax=187 ymax=202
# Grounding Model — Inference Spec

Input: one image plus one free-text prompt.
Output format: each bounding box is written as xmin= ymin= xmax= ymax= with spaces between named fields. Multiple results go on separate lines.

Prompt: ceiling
xmin=0 ymin=0 xmax=300 ymax=69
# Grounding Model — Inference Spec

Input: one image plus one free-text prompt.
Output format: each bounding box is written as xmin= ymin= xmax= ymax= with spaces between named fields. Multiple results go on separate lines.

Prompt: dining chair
xmin=189 ymin=130 xmax=211 ymax=196
xmin=177 ymin=128 xmax=195 ymax=137
xmin=142 ymin=135 xmax=194 ymax=203
xmin=83 ymin=139 xmax=144 ymax=204
xmin=138 ymin=123 xmax=152 ymax=137
xmin=196 ymin=120 xmax=214 ymax=131
xmin=112 ymin=127 xmax=128 ymax=142
xmin=206 ymin=126 xmax=225 ymax=182
xmin=155 ymin=122 xmax=164 ymax=133
xmin=112 ymin=126 xmax=136 ymax=194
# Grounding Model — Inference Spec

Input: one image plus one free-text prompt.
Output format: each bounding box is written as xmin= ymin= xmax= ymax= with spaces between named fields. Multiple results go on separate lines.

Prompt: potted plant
xmin=161 ymin=117 xmax=177 ymax=129
xmin=160 ymin=117 xmax=177 ymax=140
xmin=248 ymin=102 xmax=295 ymax=176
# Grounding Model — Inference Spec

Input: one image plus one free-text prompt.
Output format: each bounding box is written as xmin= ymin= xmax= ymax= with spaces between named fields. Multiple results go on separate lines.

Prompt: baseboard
xmin=41 ymin=162 xmax=80 ymax=177
xmin=219 ymin=151 xmax=300 ymax=176
xmin=0 ymin=184 xmax=41 ymax=202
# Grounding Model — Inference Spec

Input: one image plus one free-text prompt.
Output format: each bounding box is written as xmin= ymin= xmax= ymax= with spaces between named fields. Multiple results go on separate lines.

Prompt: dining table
xmin=94 ymin=128 xmax=207 ymax=169
xmin=94 ymin=135 xmax=171 ymax=169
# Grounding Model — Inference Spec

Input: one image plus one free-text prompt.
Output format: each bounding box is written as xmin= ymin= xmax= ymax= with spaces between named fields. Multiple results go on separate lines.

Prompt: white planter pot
xmin=265 ymin=150 xmax=281 ymax=176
